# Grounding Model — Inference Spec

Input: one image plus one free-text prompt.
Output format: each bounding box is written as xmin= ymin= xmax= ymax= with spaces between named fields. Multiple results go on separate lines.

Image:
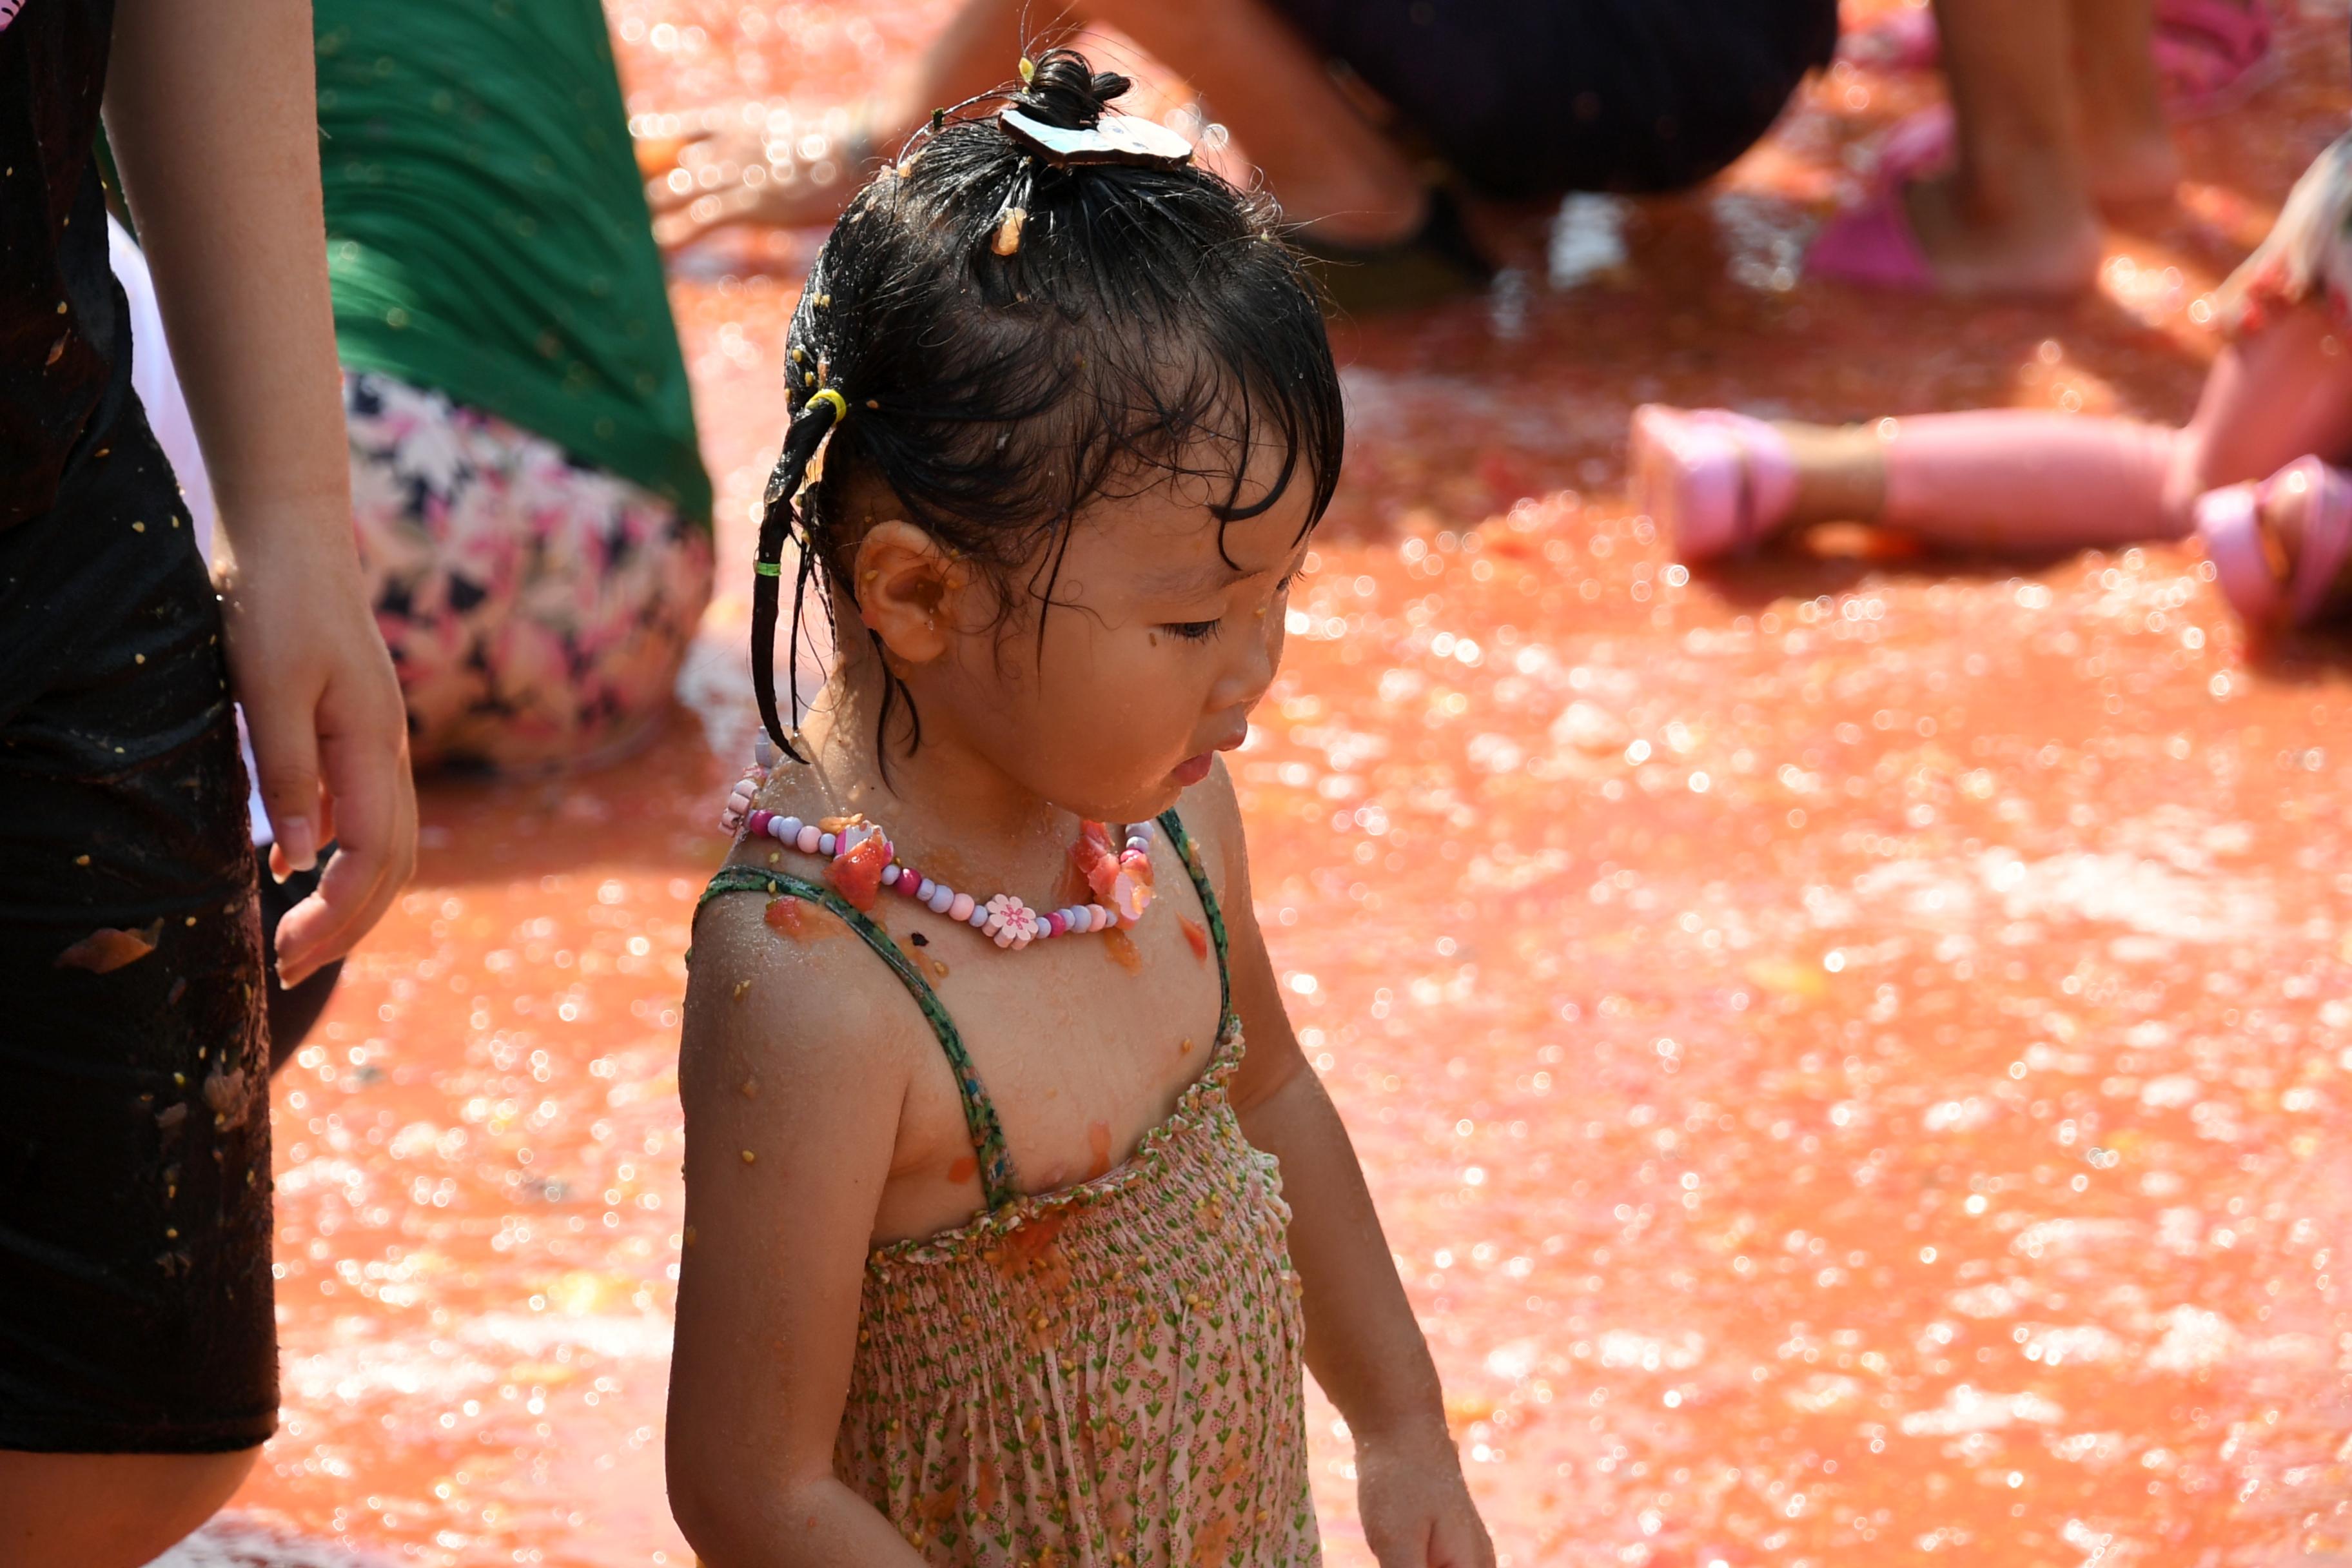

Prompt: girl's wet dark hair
xmin=750 ymin=46 xmax=1344 ymax=762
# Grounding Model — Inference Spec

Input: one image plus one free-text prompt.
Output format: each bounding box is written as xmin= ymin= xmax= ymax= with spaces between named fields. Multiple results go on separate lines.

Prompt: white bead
xmin=968 ymin=906 xmax=991 ymax=928
xmin=916 ymin=877 xmax=936 ymax=902
xmin=819 ymin=832 xmax=838 ymax=856
xmin=927 ymin=886 xmax=955 ymax=914
xmin=881 ymin=865 xmax=901 ymax=887
xmin=776 ymin=816 xmax=802 ymax=839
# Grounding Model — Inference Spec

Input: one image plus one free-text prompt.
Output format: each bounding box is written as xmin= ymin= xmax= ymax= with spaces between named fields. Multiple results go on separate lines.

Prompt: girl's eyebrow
xmin=1141 ymin=540 xmax=1310 ymax=597
xmin=1139 ymin=560 xmax=1253 ymax=596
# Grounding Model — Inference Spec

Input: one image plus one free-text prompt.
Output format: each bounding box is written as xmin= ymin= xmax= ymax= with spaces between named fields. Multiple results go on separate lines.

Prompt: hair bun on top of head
xmin=998 ymin=48 xmax=1194 ymax=170
xmin=1011 ymin=49 xmax=1128 ymax=129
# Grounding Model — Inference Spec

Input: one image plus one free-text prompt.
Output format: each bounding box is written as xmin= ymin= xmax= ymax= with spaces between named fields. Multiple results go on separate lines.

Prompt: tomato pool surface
xmin=207 ymin=6 xmax=2352 ymax=1564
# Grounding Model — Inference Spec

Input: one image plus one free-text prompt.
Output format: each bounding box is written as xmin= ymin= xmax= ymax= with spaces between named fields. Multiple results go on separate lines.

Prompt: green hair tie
xmin=753 ymin=560 xmax=783 ymax=577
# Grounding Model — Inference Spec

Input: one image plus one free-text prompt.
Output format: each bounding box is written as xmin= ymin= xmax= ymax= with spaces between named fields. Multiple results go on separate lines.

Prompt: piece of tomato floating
xmin=825 ymin=832 xmax=892 ymax=912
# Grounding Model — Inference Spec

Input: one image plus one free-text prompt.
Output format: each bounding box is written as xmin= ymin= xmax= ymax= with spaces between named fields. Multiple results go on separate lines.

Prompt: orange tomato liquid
xmin=226 ymin=6 xmax=2352 ymax=1563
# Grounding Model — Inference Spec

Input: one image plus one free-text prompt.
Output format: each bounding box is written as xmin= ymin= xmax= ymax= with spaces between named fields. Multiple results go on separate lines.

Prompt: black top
xmin=2 ymin=0 xmax=133 ymax=531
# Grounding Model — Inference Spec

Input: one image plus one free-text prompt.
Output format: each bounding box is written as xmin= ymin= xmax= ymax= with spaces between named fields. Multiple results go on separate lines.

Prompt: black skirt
xmin=1271 ymin=0 xmax=1841 ymax=198
xmin=0 ymin=400 xmax=277 ymax=1455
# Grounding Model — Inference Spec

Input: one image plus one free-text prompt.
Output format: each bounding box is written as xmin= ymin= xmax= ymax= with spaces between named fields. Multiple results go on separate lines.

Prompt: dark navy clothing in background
xmin=1271 ymin=0 xmax=1841 ymax=197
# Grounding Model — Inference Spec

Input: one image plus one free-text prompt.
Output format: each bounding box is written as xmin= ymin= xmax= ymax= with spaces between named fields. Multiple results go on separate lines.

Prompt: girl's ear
xmin=852 ymin=520 xmax=964 ymax=664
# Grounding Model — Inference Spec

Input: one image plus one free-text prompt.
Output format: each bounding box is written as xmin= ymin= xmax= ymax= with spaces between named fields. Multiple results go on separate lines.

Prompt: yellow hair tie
xmin=807 ymin=387 xmax=849 ymax=424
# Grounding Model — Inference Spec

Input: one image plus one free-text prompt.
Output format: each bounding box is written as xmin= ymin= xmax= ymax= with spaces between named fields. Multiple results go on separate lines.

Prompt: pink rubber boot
xmin=1879 ymin=411 xmax=2189 ymax=550
xmin=2195 ymin=455 xmax=2352 ymax=631
xmin=1629 ymin=406 xmax=1799 ymax=561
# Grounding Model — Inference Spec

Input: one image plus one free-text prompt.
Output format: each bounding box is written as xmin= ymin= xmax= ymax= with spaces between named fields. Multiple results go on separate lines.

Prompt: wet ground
xmin=198 ymin=4 xmax=2352 ymax=1565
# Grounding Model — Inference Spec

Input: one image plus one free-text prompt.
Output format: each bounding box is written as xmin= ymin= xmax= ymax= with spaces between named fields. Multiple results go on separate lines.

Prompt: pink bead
xmin=900 ymin=871 xmax=925 ymax=897
xmin=1086 ymin=904 xmax=1110 ymax=930
xmin=747 ymin=810 xmax=770 ymax=836
xmin=1044 ymin=913 xmax=1067 ymax=937
xmin=948 ymin=893 xmax=975 ymax=922
xmin=795 ymin=825 xmax=821 ymax=854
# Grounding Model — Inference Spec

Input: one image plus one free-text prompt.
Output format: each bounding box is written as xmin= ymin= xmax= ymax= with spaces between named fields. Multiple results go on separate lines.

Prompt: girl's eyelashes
xmin=1164 ymin=573 xmax=1297 ymax=642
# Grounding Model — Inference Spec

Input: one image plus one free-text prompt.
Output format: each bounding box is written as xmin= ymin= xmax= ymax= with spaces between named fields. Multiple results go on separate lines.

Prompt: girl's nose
xmin=1218 ymin=598 xmax=1283 ymax=712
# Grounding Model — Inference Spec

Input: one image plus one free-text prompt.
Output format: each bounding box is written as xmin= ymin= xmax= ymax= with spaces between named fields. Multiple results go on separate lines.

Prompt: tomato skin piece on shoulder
xmin=1179 ymin=914 xmax=1210 ymax=963
xmin=826 ymin=834 xmax=892 ymax=912
xmin=765 ymin=895 xmax=810 ymax=938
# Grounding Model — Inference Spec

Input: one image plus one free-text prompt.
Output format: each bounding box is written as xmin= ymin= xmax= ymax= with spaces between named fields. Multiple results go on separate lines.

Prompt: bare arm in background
xmin=104 ymin=0 xmax=415 ymax=986
xmin=646 ymin=0 xmax=1420 ymax=248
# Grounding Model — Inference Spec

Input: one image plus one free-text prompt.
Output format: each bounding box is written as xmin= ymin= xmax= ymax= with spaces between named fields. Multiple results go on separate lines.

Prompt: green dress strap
xmin=698 ymin=865 xmax=1018 ymax=1210
xmin=1155 ymin=810 xmax=1232 ymax=1026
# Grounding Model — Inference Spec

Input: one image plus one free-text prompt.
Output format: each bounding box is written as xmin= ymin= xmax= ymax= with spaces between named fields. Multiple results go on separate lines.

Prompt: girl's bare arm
xmin=1199 ymin=768 xmax=1494 ymax=1568
xmin=666 ymin=899 xmax=928 ymax=1568
xmin=103 ymin=0 xmax=413 ymax=985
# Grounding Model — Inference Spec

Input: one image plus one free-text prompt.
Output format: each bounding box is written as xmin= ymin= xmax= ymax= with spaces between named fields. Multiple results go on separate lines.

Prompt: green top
xmin=314 ymin=0 xmax=711 ymax=525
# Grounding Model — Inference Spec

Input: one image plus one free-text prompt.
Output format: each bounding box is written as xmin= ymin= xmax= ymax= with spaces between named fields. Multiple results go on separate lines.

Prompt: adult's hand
xmin=217 ymin=518 xmax=415 ymax=990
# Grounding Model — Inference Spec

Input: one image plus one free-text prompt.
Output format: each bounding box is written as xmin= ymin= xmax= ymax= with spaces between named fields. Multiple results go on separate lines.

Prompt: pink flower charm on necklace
xmin=983 ymin=894 xmax=1040 ymax=950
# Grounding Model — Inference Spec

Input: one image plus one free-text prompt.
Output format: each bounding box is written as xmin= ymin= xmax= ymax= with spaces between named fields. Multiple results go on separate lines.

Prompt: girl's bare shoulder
xmin=681 ymin=869 xmax=939 ymax=1108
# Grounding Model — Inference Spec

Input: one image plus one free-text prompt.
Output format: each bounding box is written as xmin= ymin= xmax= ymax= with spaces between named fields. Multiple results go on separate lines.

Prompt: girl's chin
xmin=1171 ymin=752 xmax=1215 ymax=787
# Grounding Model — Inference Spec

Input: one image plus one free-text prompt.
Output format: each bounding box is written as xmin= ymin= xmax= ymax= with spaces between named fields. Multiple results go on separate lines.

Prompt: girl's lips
xmin=1173 ymin=752 xmax=1215 ymax=786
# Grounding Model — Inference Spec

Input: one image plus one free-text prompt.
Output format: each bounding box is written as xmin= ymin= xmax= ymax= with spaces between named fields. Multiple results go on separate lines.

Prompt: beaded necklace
xmin=720 ymin=762 xmax=1155 ymax=950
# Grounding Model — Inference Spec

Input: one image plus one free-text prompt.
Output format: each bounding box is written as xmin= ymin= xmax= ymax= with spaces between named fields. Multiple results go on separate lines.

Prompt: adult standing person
xmin=313 ymin=0 xmax=714 ymax=773
xmin=0 ymin=0 xmax=416 ymax=1562
xmin=647 ymin=0 xmax=1839 ymax=307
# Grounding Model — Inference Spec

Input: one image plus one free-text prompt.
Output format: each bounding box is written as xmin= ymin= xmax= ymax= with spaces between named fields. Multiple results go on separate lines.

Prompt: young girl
xmin=667 ymin=50 xmax=1493 ymax=1568
xmin=1634 ymin=128 xmax=2352 ymax=633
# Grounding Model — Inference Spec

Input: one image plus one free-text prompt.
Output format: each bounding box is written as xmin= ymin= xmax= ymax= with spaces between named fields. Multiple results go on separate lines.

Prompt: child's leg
xmin=1635 ymin=405 xmax=2182 ymax=556
xmin=2177 ymin=305 xmax=2352 ymax=496
xmin=1640 ymin=308 xmax=2352 ymax=561
xmin=2179 ymin=308 xmax=2352 ymax=629
xmin=1829 ymin=306 xmax=2352 ymax=545
xmin=1872 ymin=410 xmax=2187 ymax=548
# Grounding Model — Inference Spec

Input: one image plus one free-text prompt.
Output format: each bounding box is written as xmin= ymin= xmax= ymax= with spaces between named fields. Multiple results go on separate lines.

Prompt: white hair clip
xmin=998 ymin=107 xmax=1195 ymax=172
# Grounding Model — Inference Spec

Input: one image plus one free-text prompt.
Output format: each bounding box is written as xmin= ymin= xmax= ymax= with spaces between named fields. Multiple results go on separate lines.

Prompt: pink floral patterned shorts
xmin=346 ymin=371 xmax=714 ymax=772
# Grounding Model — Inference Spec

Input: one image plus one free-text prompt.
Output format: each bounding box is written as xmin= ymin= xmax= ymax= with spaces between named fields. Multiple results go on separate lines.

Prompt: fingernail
xmin=279 ymin=818 xmax=318 ymax=874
